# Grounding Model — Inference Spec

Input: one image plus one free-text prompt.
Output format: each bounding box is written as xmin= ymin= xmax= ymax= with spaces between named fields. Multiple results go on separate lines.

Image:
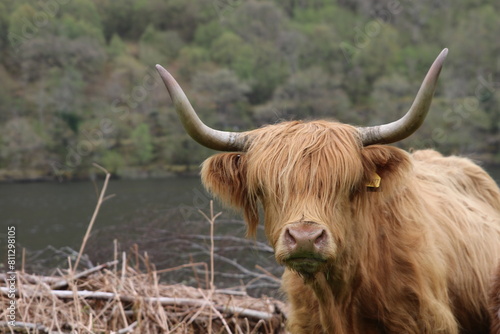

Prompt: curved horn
xmin=359 ymin=48 xmax=448 ymax=146
xmin=156 ymin=64 xmax=247 ymax=151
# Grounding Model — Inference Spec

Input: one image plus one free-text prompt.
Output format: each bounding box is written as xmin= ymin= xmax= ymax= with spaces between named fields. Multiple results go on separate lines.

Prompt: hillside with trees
xmin=1 ymin=0 xmax=500 ymax=180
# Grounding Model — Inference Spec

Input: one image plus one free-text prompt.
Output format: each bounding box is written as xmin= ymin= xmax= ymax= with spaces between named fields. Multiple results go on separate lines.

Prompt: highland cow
xmin=156 ymin=49 xmax=500 ymax=333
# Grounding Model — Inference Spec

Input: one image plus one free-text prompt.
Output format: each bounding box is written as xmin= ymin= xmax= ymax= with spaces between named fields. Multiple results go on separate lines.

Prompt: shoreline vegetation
xmin=2 ymin=156 xmax=500 ymax=183
xmin=0 ymin=164 xmax=201 ymax=182
xmin=1 ymin=166 xmax=286 ymax=333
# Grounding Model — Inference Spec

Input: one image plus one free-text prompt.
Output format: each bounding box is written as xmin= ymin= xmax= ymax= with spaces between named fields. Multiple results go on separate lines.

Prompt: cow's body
xmin=201 ymin=121 xmax=500 ymax=334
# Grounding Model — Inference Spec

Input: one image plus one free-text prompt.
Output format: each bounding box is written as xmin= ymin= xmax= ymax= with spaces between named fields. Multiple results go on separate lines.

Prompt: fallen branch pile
xmin=0 ymin=257 xmax=286 ymax=333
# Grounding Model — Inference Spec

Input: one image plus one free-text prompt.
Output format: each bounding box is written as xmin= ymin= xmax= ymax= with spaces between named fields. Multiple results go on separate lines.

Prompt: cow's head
xmin=156 ymin=49 xmax=447 ymax=277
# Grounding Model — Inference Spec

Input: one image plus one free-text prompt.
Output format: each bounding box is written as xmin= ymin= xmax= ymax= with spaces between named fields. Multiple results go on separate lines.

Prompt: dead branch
xmin=50 ymin=260 xmax=119 ymax=289
xmin=0 ymin=273 xmax=60 ymax=285
xmin=74 ymin=163 xmax=111 ymax=271
xmin=113 ymin=320 xmax=138 ymax=334
xmin=0 ymin=321 xmax=57 ymax=334
xmin=0 ymin=287 xmax=278 ymax=321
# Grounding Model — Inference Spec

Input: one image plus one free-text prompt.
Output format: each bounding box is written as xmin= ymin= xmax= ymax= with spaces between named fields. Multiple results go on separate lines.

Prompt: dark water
xmin=0 ymin=177 xmax=210 ymax=251
xmin=487 ymin=166 xmax=500 ymax=184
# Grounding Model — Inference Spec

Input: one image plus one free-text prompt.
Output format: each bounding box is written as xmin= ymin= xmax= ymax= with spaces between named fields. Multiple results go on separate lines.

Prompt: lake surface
xmin=0 ymin=177 xmax=212 ymax=251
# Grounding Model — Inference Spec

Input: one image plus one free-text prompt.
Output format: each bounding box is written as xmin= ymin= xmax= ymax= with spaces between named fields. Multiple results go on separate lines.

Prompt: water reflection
xmin=0 ymin=177 xmax=208 ymax=251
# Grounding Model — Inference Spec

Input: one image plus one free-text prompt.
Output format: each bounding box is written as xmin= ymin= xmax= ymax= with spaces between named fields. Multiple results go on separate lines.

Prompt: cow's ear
xmin=361 ymin=145 xmax=411 ymax=190
xmin=201 ymin=153 xmax=259 ymax=237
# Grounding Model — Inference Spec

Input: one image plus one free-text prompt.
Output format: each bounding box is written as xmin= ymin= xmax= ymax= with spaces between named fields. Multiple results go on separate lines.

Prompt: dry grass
xmin=0 ymin=253 xmax=286 ymax=333
xmin=0 ymin=165 xmax=287 ymax=333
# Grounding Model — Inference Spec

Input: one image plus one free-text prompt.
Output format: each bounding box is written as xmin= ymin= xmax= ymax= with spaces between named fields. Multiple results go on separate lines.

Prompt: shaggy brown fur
xmin=491 ymin=264 xmax=500 ymax=334
xmin=201 ymin=120 xmax=500 ymax=334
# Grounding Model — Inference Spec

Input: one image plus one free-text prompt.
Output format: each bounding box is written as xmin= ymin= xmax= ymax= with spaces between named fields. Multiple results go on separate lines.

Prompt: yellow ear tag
xmin=366 ymin=172 xmax=381 ymax=189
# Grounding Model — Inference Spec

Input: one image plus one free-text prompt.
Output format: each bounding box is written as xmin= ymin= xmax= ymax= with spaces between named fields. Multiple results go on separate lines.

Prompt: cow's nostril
xmin=314 ymin=229 xmax=326 ymax=246
xmin=284 ymin=228 xmax=297 ymax=247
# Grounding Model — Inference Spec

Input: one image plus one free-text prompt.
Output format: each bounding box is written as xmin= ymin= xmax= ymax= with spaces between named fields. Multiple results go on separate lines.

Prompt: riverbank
xmin=2 ymin=156 xmax=500 ymax=183
xmin=0 ymin=165 xmax=201 ymax=183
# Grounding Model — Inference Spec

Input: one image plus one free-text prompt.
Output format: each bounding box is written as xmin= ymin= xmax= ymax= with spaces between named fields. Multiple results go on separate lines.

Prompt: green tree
xmin=107 ymin=33 xmax=126 ymax=59
xmin=193 ymin=21 xmax=225 ymax=48
xmin=101 ymin=150 xmax=125 ymax=175
xmin=252 ymin=45 xmax=290 ymax=104
xmin=139 ymin=24 xmax=185 ymax=65
xmin=342 ymin=23 xmax=400 ymax=105
xmin=131 ymin=123 xmax=153 ymax=164
xmin=210 ymin=32 xmax=256 ymax=79
xmin=255 ymin=67 xmax=353 ymax=124
xmin=369 ymin=73 xmax=413 ymax=125
xmin=298 ymin=24 xmax=341 ymax=73
xmin=0 ymin=3 xmax=9 ymax=57
xmin=192 ymin=69 xmax=252 ymax=130
xmin=97 ymin=0 xmax=140 ymax=40
xmin=7 ymin=4 xmax=38 ymax=50
xmin=176 ymin=46 xmax=210 ymax=79
xmin=229 ymin=1 xmax=286 ymax=43
xmin=0 ymin=117 xmax=48 ymax=171
xmin=46 ymin=67 xmax=85 ymax=126
xmin=64 ymin=0 xmax=103 ymax=29
xmin=148 ymin=0 xmax=214 ymax=41
xmin=447 ymin=5 xmax=500 ymax=92
xmin=59 ymin=14 xmax=105 ymax=43
xmin=272 ymin=0 xmax=331 ymax=17
xmin=0 ymin=65 xmax=16 ymax=123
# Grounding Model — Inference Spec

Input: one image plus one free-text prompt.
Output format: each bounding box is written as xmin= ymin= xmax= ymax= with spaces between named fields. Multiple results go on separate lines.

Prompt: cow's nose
xmin=284 ymin=223 xmax=327 ymax=253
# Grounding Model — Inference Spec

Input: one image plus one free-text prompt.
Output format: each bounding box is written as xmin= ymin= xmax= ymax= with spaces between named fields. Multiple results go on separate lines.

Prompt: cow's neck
xmin=305 ymin=268 xmax=360 ymax=333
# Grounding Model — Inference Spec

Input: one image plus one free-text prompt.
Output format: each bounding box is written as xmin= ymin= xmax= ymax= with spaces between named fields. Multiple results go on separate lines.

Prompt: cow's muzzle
xmin=278 ymin=222 xmax=331 ymax=274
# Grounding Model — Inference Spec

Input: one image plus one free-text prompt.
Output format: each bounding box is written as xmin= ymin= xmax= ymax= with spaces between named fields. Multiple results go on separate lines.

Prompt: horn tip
xmin=155 ymin=64 xmax=174 ymax=85
xmin=155 ymin=64 xmax=165 ymax=72
xmin=439 ymin=48 xmax=449 ymax=60
xmin=431 ymin=48 xmax=448 ymax=69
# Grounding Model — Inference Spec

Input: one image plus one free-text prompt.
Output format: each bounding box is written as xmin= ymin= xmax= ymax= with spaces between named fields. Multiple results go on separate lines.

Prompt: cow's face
xmin=156 ymin=50 xmax=445 ymax=277
xmin=201 ymin=120 xmax=409 ymax=276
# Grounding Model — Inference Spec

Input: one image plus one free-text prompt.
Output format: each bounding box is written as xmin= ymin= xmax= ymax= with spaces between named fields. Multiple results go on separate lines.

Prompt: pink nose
xmin=283 ymin=223 xmax=327 ymax=254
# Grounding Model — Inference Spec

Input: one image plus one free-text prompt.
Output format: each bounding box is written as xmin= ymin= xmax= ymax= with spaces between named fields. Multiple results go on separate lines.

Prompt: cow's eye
xmin=234 ymin=154 xmax=242 ymax=166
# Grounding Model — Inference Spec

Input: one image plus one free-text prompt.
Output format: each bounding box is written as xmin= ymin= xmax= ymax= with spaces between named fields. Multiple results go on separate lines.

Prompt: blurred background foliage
xmin=1 ymin=0 xmax=500 ymax=180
